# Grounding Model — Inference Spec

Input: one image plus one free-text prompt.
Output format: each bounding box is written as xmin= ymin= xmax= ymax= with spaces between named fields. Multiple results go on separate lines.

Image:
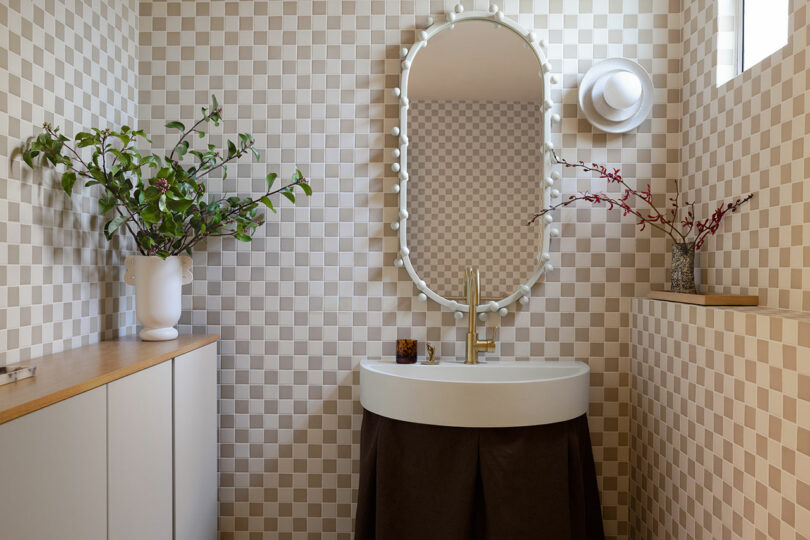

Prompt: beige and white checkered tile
xmin=681 ymin=0 xmax=810 ymax=312
xmin=15 ymin=0 xmax=799 ymax=538
xmin=0 ymin=0 xmax=138 ymax=365
xmin=137 ymin=1 xmax=684 ymax=538
xmin=630 ymin=298 xmax=810 ymax=539
xmin=408 ymin=100 xmax=543 ymax=299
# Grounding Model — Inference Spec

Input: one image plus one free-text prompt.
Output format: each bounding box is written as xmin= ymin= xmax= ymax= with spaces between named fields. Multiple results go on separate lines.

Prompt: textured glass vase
xmin=670 ymin=242 xmax=697 ymax=294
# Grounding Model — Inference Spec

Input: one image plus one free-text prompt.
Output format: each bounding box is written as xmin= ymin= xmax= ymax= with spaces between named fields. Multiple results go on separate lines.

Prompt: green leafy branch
xmin=22 ymin=95 xmax=313 ymax=258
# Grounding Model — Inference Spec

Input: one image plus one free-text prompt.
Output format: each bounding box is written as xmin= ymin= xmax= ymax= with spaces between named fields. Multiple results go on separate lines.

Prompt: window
xmin=741 ymin=0 xmax=790 ymax=71
xmin=716 ymin=0 xmax=789 ymax=86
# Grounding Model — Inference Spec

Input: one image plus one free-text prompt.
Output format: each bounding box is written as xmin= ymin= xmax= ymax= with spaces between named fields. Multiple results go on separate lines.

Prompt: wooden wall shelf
xmin=647 ymin=290 xmax=759 ymax=306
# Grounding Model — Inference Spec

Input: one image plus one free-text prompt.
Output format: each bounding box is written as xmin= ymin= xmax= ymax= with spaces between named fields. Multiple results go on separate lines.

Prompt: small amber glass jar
xmin=396 ymin=339 xmax=417 ymax=364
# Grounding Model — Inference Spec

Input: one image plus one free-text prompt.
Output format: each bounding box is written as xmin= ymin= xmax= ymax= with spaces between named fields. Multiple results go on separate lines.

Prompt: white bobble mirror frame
xmin=393 ymin=7 xmax=557 ymax=317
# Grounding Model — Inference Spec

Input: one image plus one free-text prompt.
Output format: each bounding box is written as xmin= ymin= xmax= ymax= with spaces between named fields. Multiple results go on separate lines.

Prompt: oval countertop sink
xmin=360 ymin=359 xmax=590 ymax=428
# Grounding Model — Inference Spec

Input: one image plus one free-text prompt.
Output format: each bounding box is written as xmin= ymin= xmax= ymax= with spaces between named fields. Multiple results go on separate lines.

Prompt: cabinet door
xmin=174 ymin=342 xmax=218 ymax=540
xmin=108 ymin=361 xmax=173 ymax=540
xmin=0 ymin=387 xmax=107 ymax=540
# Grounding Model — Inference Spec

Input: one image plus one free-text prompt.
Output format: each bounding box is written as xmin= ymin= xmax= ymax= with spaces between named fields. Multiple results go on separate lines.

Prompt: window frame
xmin=735 ymin=0 xmax=745 ymax=74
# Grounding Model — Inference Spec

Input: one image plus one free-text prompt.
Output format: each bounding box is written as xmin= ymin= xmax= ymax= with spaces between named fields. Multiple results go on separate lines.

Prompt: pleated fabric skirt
xmin=355 ymin=410 xmax=604 ymax=540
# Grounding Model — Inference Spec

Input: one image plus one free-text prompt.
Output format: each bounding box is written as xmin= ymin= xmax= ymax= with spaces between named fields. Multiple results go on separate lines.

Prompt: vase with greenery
xmin=23 ymin=95 xmax=312 ymax=339
xmin=530 ymin=152 xmax=753 ymax=294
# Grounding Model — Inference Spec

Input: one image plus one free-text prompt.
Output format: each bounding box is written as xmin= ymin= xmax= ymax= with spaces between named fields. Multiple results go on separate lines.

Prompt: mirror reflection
xmin=407 ymin=20 xmax=545 ymax=300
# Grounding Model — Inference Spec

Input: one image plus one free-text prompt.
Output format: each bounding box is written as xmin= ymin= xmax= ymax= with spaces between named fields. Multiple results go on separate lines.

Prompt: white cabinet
xmin=0 ymin=387 xmax=107 ymax=540
xmin=108 ymin=361 xmax=173 ymax=540
xmin=174 ymin=342 xmax=218 ymax=540
xmin=0 ymin=340 xmax=218 ymax=540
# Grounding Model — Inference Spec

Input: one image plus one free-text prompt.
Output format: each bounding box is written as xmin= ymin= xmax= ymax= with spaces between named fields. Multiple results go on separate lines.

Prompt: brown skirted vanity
xmin=356 ymin=359 xmax=605 ymax=539
xmin=355 ymin=410 xmax=604 ymax=540
xmin=0 ymin=335 xmax=219 ymax=540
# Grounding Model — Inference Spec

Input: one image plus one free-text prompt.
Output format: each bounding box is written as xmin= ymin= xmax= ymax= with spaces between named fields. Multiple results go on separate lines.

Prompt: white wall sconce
xmin=578 ymin=58 xmax=653 ymax=133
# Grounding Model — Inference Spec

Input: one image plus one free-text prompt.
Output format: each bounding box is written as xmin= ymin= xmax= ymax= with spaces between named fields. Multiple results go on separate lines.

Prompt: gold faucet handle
xmin=482 ymin=326 xmax=501 ymax=341
xmin=481 ymin=326 xmax=497 ymax=352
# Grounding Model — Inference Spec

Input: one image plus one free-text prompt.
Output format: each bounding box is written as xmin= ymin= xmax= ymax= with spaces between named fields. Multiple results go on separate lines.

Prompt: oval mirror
xmin=394 ymin=12 xmax=556 ymax=316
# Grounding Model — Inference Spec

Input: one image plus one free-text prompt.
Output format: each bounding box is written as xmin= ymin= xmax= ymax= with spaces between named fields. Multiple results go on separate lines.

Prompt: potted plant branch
xmin=23 ymin=95 xmax=312 ymax=340
xmin=530 ymin=151 xmax=753 ymax=294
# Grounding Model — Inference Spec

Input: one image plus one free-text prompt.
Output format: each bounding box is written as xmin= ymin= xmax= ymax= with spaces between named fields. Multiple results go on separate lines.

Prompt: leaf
xmin=110 ymin=132 xmax=130 ymax=146
xmin=61 ymin=171 xmax=77 ymax=195
xmin=98 ymin=194 xmax=117 ymax=214
xmin=159 ymin=213 xmax=178 ymax=235
xmin=167 ymin=198 xmax=193 ymax=212
xmin=22 ymin=150 xmax=35 ymax=168
xmin=132 ymin=129 xmax=151 ymax=143
xmin=282 ymin=190 xmax=295 ymax=204
xmin=265 ymin=172 xmax=277 ymax=191
xmin=104 ymin=216 xmax=129 ymax=239
xmin=139 ymin=236 xmax=155 ymax=250
xmin=227 ymin=140 xmax=237 ymax=158
xmin=259 ymin=196 xmax=276 ymax=213
xmin=141 ymin=204 xmax=161 ymax=224
xmin=299 ymin=182 xmax=313 ymax=196
xmin=250 ymin=147 xmax=260 ymax=161
xmin=211 ymin=94 xmax=219 ymax=112
xmin=166 ymin=121 xmax=185 ymax=131
xmin=143 ymin=186 xmax=162 ymax=202
xmin=175 ymin=140 xmax=189 ymax=158
xmin=158 ymin=193 xmax=168 ymax=212
xmin=234 ymin=232 xmax=252 ymax=242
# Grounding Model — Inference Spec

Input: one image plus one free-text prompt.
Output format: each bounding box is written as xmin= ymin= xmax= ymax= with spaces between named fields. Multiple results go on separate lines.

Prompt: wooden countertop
xmin=0 ymin=334 xmax=219 ymax=425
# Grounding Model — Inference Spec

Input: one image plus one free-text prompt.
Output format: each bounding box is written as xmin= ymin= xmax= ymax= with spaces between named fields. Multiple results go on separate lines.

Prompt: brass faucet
xmin=464 ymin=267 xmax=496 ymax=364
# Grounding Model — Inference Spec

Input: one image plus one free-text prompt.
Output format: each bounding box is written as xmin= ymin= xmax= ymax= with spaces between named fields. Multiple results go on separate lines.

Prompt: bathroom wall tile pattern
xmin=681 ymin=0 xmax=810 ymax=311
xmin=407 ymin=100 xmax=543 ymax=300
xmin=0 ymin=0 xmax=139 ymax=365
xmin=133 ymin=0 xmax=681 ymax=539
xmin=138 ymin=1 xmax=684 ymax=538
xmin=630 ymin=298 xmax=810 ymax=539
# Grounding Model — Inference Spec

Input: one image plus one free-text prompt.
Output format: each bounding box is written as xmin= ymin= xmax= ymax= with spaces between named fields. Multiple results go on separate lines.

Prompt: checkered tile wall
xmin=630 ymin=298 xmax=810 ymax=538
xmin=0 ymin=0 xmax=138 ymax=365
xmin=626 ymin=1 xmax=810 ymax=537
xmin=681 ymin=0 xmax=810 ymax=311
xmin=137 ymin=2 xmax=683 ymax=537
xmin=408 ymin=100 xmax=543 ymax=300
xmin=16 ymin=0 xmax=806 ymax=538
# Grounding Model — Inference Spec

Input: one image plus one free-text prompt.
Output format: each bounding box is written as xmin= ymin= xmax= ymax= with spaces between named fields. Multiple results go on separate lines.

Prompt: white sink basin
xmin=360 ymin=359 xmax=590 ymax=428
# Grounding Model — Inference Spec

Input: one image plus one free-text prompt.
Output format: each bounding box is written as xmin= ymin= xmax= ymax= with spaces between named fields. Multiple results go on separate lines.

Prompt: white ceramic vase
xmin=124 ymin=255 xmax=193 ymax=341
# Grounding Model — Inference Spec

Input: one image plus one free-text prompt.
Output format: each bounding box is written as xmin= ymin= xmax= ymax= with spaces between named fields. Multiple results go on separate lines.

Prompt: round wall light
xmin=578 ymin=58 xmax=653 ymax=133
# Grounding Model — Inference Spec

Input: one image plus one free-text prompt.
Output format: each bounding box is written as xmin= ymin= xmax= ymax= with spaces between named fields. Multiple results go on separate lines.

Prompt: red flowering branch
xmin=529 ymin=151 xmax=754 ymax=250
